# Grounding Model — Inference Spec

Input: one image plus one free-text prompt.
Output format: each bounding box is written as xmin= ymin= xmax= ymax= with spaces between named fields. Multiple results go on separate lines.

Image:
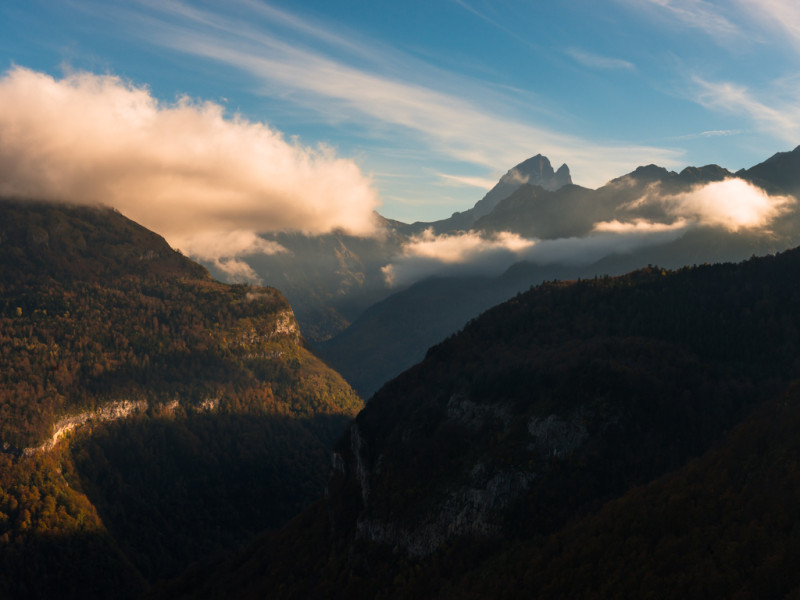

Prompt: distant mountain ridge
xmin=320 ymin=146 xmax=800 ymax=398
xmin=464 ymin=153 xmax=573 ymax=218
xmin=738 ymin=143 xmax=800 ymax=194
xmin=209 ymin=155 xmax=574 ymax=343
xmin=474 ymin=161 xmax=738 ymax=239
xmin=217 ymin=147 xmax=800 ymax=352
xmin=402 ymin=154 xmax=572 ymax=235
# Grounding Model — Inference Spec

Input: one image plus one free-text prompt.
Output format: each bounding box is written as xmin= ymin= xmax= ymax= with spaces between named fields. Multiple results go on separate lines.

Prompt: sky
xmin=1 ymin=0 xmax=799 ymax=230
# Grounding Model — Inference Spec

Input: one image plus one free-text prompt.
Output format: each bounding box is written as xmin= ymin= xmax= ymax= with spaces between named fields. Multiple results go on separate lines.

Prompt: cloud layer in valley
xmin=382 ymin=178 xmax=795 ymax=287
xmin=381 ymin=226 xmax=687 ymax=288
xmin=0 ymin=66 xmax=379 ymax=278
xmin=630 ymin=178 xmax=795 ymax=231
xmin=381 ymin=229 xmax=536 ymax=286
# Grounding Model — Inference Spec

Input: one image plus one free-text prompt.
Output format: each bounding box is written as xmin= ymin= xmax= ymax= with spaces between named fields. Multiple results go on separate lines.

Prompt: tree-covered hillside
xmin=155 ymin=246 xmax=800 ymax=599
xmin=0 ymin=198 xmax=362 ymax=597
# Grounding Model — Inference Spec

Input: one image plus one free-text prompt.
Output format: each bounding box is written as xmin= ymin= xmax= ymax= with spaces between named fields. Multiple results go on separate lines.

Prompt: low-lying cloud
xmin=593 ymin=218 xmax=690 ymax=234
xmin=177 ymin=230 xmax=287 ymax=282
xmin=381 ymin=229 xmax=535 ymax=286
xmin=382 ymin=224 xmax=688 ymax=288
xmin=662 ymin=178 xmax=793 ymax=230
xmin=0 ymin=66 xmax=379 ymax=272
xmin=522 ymin=225 xmax=688 ymax=266
xmin=382 ymin=177 xmax=794 ymax=287
xmin=624 ymin=178 xmax=794 ymax=231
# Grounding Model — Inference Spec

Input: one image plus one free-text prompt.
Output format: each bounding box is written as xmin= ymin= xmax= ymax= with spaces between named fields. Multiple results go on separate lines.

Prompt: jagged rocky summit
xmin=399 ymin=154 xmax=572 ymax=236
xmin=470 ymin=154 xmax=572 ymax=220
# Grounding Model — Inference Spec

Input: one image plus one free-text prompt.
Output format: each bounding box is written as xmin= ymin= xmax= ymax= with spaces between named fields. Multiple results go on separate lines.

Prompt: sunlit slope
xmin=0 ymin=198 xmax=362 ymax=596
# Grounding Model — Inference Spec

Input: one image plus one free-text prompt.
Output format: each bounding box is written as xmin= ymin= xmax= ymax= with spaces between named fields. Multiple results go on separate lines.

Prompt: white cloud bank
xmin=0 ymin=66 xmax=379 ymax=277
xmin=381 ymin=225 xmax=688 ymax=288
xmin=177 ymin=230 xmax=287 ymax=282
xmin=381 ymin=229 xmax=535 ymax=286
xmin=663 ymin=178 xmax=794 ymax=230
xmin=626 ymin=178 xmax=795 ymax=231
xmin=383 ymin=178 xmax=794 ymax=287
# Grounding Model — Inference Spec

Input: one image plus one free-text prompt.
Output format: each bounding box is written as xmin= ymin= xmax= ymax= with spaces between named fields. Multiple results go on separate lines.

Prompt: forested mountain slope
xmin=157 ymin=246 xmax=800 ymax=598
xmin=0 ymin=198 xmax=362 ymax=598
xmin=449 ymin=381 xmax=800 ymax=599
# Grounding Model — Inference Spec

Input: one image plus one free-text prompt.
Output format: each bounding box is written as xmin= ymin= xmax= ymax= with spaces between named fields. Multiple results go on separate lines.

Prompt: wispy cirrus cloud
xmin=620 ymin=0 xmax=800 ymax=147
xmin=625 ymin=1 xmax=800 ymax=55
xmin=100 ymin=0 xmax=683 ymax=189
xmin=451 ymin=0 xmax=538 ymax=49
xmin=566 ymin=48 xmax=635 ymax=71
xmin=735 ymin=0 xmax=800 ymax=50
xmin=451 ymin=0 xmax=506 ymax=32
xmin=631 ymin=0 xmax=742 ymax=44
xmin=671 ymin=129 xmax=743 ymax=140
xmin=693 ymin=76 xmax=800 ymax=144
xmin=436 ymin=173 xmax=497 ymax=190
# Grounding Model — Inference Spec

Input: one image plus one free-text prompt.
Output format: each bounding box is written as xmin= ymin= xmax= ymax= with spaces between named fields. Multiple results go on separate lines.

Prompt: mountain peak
xmin=400 ymin=154 xmax=574 ymax=235
xmin=509 ymin=154 xmax=552 ymax=178
xmin=677 ymin=164 xmax=731 ymax=184
xmin=555 ymin=163 xmax=572 ymax=187
xmin=500 ymin=154 xmax=571 ymax=192
xmin=630 ymin=164 xmax=672 ymax=180
xmin=470 ymin=154 xmax=571 ymax=221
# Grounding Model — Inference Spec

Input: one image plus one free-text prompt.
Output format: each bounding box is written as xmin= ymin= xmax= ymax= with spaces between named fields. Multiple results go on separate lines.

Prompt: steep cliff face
xmin=329 ymin=378 xmax=619 ymax=558
xmin=436 ymin=381 xmax=800 ymax=599
xmin=334 ymin=393 xmax=564 ymax=558
xmin=17 ymin=395 xmax=231 ymax=456
xmin=21 ymin=399 xmax=148 ymax=455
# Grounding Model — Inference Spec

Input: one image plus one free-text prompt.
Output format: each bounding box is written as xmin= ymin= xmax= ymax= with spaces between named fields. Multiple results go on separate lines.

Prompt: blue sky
xmin=2 ymin=0 xmax=800 ymax=223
